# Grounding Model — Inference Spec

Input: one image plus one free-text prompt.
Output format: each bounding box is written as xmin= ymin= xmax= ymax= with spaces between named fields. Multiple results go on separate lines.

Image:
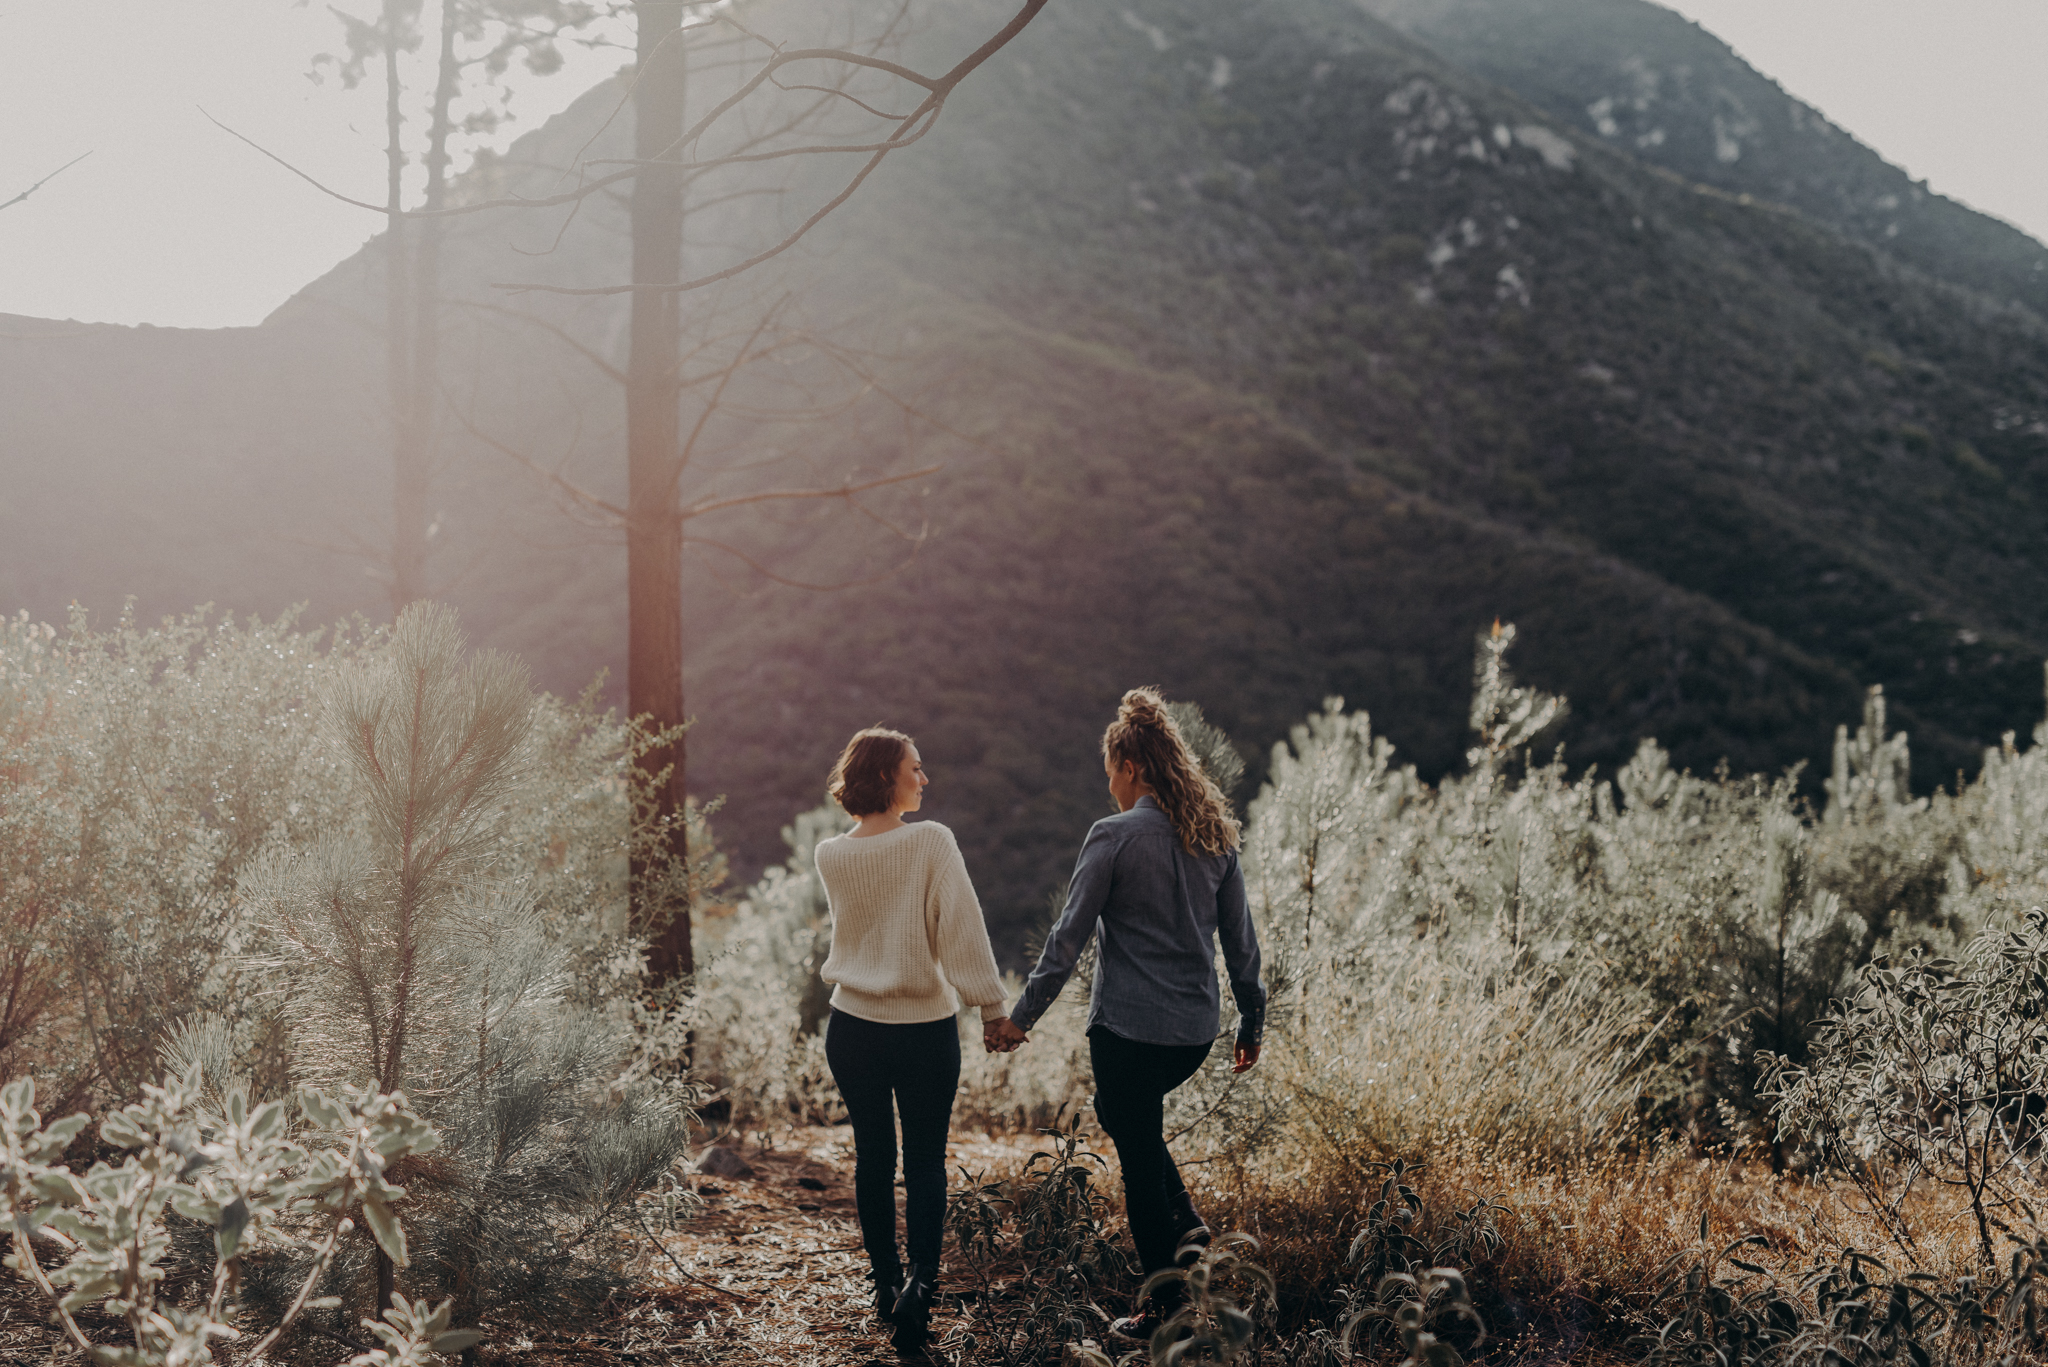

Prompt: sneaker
xmin=891 ymin=1263 xmax=938 ymax=1352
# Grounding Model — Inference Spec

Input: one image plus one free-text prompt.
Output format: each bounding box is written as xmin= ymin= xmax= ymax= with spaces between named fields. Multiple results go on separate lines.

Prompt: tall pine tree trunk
xmin=395 ymin=0 xmax=463 ymax=615
xmin=376 ymin=2 xmax=410 ymax=1310
xmin=383 ymin=0 xmax=422 ymax=617
xmin=628 ymin=2 xmax=693 ymax=986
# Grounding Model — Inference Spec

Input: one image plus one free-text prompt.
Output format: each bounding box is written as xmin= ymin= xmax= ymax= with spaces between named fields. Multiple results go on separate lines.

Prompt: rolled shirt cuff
xmin=1233 ymin=999 xmax=1266 ymax=1049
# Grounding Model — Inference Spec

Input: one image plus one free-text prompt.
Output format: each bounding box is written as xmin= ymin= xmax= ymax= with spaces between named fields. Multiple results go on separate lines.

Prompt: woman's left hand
xmin=983 ymin=1017 xmax=1028 ymax=1053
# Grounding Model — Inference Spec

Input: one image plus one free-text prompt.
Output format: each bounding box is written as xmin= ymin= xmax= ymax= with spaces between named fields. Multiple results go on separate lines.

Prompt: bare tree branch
xmin=1 ymin=152 xmax=91 ymax=213
xmin=207 ymin=0 xmax=1044 ymax=306
xmin=686 ymin=534 xmax=922 ymax=592
xmin=495 ymin=0 xmax=1051 ymax=295
xmin=202 ymin=87 xmax=932 ymax=221
xmin=212 ymin=1 xmax=1043 ymax=256
xmin=806 ymin=333 xmax=1008 ymax=462
xmin=840 ymin=485 xmax=935 ymax=545
xmin=497 ymin=131 xmax=910 ymax=296
xmin=677 ymin=463 xmax=940 ymax=522
xmin=670 ymin=303 xmax=786 ymax=500
xmin=451 ymin=299 xmax=628 ymax=385
xmin=443 ymin=385 xmax=627 ymax=522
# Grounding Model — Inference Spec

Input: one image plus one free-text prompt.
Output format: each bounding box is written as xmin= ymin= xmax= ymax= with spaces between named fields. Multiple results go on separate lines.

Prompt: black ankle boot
xmin=891 ymin=1262 xmax=938 ymax=1351
xmin=1111 ymin=1282 xmax=1192 ymax=1345
xmin=869 ymin=1264 xmax=904 ymax=1321
xmin=1167 ymin=1192 xmax=1212 ymax=1263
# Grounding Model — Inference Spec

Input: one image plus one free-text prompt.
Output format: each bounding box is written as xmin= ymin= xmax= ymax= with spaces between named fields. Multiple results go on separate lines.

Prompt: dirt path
xmin=593 ymin=1126 xmax=1058 ymax=1367
xmin=0 ymin=1126 xmax=1068 ymax=1367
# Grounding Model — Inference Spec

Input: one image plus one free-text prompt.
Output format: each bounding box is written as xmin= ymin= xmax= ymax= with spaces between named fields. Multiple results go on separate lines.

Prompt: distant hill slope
xmin=1352 ymin=0 xmax=2048 ymax=317
xmin=816 ymin=0 xmax=2048 ymax=769
xmin=3 ymin=0 xmax=2046 ymax=950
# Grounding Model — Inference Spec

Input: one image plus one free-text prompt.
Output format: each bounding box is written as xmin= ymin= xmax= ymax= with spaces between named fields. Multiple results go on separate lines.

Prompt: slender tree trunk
xmin=383 ymin=0 xmax=419 ymax=617
xmin=392 ymin=0 xmax=462 ymax=615
xmin=628 ymin=2 xmax=693 ymax=986
xmin=376 ymin=4 xmax=411 ymax=1309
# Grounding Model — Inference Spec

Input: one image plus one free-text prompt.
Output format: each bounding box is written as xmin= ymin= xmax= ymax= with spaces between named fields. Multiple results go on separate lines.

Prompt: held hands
xmin=983 ymin=1016 xmax=1029 ymax=1054
xmin=982 ymin=1016 xmax=1252 ymax=1065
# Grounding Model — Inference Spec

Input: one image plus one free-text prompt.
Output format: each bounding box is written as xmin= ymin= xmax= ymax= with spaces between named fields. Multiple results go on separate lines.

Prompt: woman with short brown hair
xmin=814 ymin=726 xmax=1007 ymax=1352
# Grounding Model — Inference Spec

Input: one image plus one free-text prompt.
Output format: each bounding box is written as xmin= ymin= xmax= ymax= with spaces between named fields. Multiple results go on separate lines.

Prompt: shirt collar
xmin=1134 ymin=794 xmax=1163 ymax=812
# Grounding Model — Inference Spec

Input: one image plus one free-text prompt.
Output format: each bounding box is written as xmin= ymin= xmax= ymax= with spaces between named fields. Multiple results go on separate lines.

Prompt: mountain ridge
xmin=1352 ymin=0 xmax=2048 ymax=318
xmin=4 ymin=0 xmax=2045 ymax=946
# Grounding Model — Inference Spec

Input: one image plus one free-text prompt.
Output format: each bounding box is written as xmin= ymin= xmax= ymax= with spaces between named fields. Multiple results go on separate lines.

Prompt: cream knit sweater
xmin=814 ymin=821 xmax=1008 ymax=1025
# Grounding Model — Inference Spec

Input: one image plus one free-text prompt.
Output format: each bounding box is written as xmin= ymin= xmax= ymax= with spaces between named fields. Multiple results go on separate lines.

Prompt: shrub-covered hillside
xmin=2 ymin=0 xmax=2045 ymax=947
xmin=1354 ymin=0 xmax=2048 ymax=316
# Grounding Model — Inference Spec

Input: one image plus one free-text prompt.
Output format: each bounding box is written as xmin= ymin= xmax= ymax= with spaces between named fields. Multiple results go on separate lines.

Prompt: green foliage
xmin=0 ymin=605 xmax=365 ymax=1107
xmin=947 ymin=1125 xmax=1137 ymax=1365
xmin=255 ymin=601 xmax=535 ymax=1096
xmin=235 ymin=603 xmax=690 ymax=1327
xmin=1344 ymin=1267 xmax=1485 ymax=1367
xmin=0 ymin=1069 xmax=448 ymax=1367
xmin=1465 ymin=621 xmax=1568 ymax=775
xmin=1766 ymin=910 xmax=2048 ymax=1266
xmin=1636 ymin=1239 xmax=2048 ymax=1367
xmin=686 ymin=803 xmax=842 ymax=1126
xmin=1165 ymin=700 xmax=1247 ymax=800
xmin=1343 ymin=1162 xmax=1508 ymax=1294
xmin=1134 ymin=1235 xmax=1276 ymax=1367
xmin=0 ymin=603 xmax=696 ymax=1340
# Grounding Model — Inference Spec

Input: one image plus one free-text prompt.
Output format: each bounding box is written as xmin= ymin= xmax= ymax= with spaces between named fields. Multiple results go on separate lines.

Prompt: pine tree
xmin=247 ymin=604 xmax=687 ymax=1326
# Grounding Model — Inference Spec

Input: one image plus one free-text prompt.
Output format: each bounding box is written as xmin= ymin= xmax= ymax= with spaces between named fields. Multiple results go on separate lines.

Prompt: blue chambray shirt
xmin=1009 ymin=796 xmax=1266 ymax=1048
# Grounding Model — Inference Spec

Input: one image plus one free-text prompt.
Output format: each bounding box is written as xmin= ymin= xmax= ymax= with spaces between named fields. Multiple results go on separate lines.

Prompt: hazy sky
xmin=3 ymin=0 xmax=2044 ymax=329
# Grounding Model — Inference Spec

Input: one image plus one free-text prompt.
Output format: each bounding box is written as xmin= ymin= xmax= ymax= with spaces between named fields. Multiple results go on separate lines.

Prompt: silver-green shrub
xmin=0 ymin=600 xmax=699 ymax=1346
xmin=1201 ymin=643 xmax=2048 ymax=1160
xmin=0 ymin=606 xmax=364 ymax=1108
xmin=1766 ymin=907 xmax=2048 ymax=1266
xmin=227 ymin=604 xmax=689 ymax=1329
xmin=715 ymin=630 xmax=2048 ymax=1167
xmin=0 ymin=602 xmax=709 ymax=1114
xmin=0 ymin=1068 xmax=458 ymax=1367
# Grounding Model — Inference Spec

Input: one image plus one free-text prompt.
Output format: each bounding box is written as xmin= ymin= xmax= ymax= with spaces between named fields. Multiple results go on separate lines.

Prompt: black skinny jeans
xmin=825 ymin=1009 xmax=961 ymax=1273
xmin=1088 ymin=1025 xmax=1213 ymax=1276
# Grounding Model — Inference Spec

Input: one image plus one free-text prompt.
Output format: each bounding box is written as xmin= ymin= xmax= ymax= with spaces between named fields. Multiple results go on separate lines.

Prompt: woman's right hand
xmin=983 ymin=1017 xmax=1028 ymax=1053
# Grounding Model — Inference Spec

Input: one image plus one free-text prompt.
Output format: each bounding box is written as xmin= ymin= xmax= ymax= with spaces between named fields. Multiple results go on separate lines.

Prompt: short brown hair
xmin=828 ymin=727 xmax=913 ymax=818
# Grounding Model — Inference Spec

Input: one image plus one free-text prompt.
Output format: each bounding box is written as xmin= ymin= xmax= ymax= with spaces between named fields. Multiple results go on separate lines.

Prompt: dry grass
xmin=1186 ymin=1134 xmax=2032 ymax=1362
xmin=1 ymin=1119 xmax=2030 ymax=1366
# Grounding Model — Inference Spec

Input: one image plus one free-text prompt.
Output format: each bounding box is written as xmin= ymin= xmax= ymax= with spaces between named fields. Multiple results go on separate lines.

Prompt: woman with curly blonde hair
xmin=988 ymin=689 xmax=1266 ymax=1343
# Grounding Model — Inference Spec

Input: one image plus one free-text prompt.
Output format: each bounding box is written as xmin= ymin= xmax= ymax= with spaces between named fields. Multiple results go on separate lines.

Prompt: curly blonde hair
xmin=1102 ymin=688 xmax=1241 ymax=856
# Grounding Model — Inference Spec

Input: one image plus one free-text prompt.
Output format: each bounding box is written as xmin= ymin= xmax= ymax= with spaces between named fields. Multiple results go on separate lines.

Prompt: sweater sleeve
xmin=928 ymin=829 xmax=1009 ymax=1021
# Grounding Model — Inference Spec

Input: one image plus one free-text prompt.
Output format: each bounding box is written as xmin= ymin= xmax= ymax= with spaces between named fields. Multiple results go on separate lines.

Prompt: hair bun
xmin=1101 ymin=687 xmax=1241 ymax=855
xmin=1118 ymin=687 xmax=1171 ymax=731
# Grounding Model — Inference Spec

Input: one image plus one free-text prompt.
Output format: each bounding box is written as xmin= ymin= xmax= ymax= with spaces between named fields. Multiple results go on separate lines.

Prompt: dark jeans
xmin=825 ymin=1009 xmax=961 ymax=1272
xmin=1088 ymin=1025 xmax=1213 ymax=1275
